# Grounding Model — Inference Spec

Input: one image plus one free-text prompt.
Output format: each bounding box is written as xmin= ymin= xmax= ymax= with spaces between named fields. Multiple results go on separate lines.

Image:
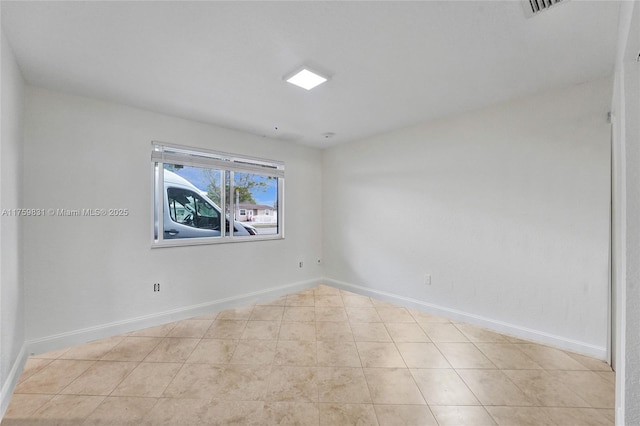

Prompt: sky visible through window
xmin=166 ymin=164 xmax=277 ymax=206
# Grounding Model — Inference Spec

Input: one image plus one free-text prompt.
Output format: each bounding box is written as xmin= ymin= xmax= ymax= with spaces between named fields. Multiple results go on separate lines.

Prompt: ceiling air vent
xmin=523 ymin=0 xmax=565 ymax=17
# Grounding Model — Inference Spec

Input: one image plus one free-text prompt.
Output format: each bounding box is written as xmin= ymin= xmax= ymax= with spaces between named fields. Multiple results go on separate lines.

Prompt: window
xmin=152 ymin=142 xmax=284 ymax=246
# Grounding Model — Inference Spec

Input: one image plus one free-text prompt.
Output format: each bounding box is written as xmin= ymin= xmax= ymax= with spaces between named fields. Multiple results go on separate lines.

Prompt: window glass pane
xmin=233 ymin=172 xmax=279 ymax=236
xmin=158 ymin=164 xmax=224 ymax=240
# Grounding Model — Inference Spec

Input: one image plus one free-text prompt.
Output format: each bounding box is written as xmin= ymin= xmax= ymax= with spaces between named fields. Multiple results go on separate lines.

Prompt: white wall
xmin=323 ymin=77 xmax=612 ymax=357
xmin=614 ymin=1 xmax=640 ymax=423
xmin=0 ymin=29 xmax=25 ymax=416
xmin=623 ymin=59 xmax=640 ymax=425
xmin=22 ymin=87 xmax=323 ymax=350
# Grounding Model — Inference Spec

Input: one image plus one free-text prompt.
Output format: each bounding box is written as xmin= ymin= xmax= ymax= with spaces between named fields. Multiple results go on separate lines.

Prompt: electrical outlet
xmin=153 ymin=283 xmax=160 ymax=292
xmin=299 ymin=261 xmax=304 ymax=268
xmin=424 ymin=274 xmax=431 ymax=285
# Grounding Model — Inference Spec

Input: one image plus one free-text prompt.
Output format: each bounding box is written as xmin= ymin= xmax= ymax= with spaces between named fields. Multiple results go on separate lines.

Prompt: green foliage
xmin=203 ymin=170 xmax=271 ymax=206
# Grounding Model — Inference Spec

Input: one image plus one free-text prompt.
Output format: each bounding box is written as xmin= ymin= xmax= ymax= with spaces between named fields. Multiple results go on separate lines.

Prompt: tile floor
xmin=2 ymin=285 xmax=615 ymax=425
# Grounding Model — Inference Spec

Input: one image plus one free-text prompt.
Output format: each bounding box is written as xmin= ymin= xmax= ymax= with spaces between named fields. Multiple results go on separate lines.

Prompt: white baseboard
xmin=0 ymin=344 xmax=28 ymax=420
xmin=25 ymin=278 xmax=322 ymax=356
xmin=326 ymin=278 xmax=608 ymax=360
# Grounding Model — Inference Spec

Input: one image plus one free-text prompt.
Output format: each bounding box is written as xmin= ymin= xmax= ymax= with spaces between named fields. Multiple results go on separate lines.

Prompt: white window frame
xmin=151 ymin=141 xmax=284 ymax=247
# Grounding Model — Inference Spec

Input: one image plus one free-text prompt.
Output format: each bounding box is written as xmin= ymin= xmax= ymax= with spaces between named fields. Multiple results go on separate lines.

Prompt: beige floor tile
xmin=351 ymin=322 xmax=393 ymax=342
xmin=299 ymin=288 xmax=317 ymax=297
xmin=217 ymin=305 xmax=255 ymax=320
xmin=420 ymin=323 xmax=469 ymax=342
xmin=319 ymin=403 xmax=378 ymax=426
xmin=32 ymin=394 xmax=105 ymax=423
xmin=220 ymin=364 xmax=272 ymax=401
xmin=2 ymin=394 xmax=53 ymax=419
xmin=315 ymin=295 xmax=344 ymax=307
xmin=186 ymin=339 xmax=238 ymax=364
xmin=317 ymin=340 xmax=362 ymax=367
xmin=516 ymin=343 xmax=589 ymax=370
xmin=317 ymin=367 xmax=371 ymax=403
xmin=162 ymin=364 xmax=227 ymax=399
xmin=542 ymin=407 xmax=614 ymax=425
xmin=241 ymin=320 xmax=280 ymax=340
xmin=409 ymin=309 xmax=452 ymax=323
xmin=363 ymin=368 xmax=425 ymax=405
xmin=315 ymin=306 xmax=349 ymax=322
xmin=314 ymin=285 xmax=341 ymax=296
xmin=316 ymin=321 xmax=353 ymax=341
xmin=111 ymin=362 xmax=182 ymax=397
xmin=486 ymin=406 xmax=556 ymax=425
xmin=430 ymin=406 xmax=497 ymax=426
xmin=161 ymin=400 xmax=263 ymax=426
xmin=502 ymin=334 xmax=533 ymax=344
xmin=14 ymin=359 xmax=95 ymax=394
xmin=385 ymin=323 xmax=430 ymax=342
xmin=60 ymin=361 xmax=137 ymax=396
xmin=143 ymin=337 xmax=199 ymax=363
xmin=250 ymin=306 xmax=285 ymax=321
xmin=375 ymin=307 xmax=415 ymax=323
xmin=565 ymin=351 xmax=613 ymax=371
xmin=230 ymin=340 xmax=277 ymax=365
xmin=283 ymin=306 xmax=315 ymax=322
xmin=436 ymin=343 xmax=496 ymax=369
xmin=475 ymin=343 xmax=543 ymax=370
xmin=503 ymin=369 xmax=590 ymax=407
xmin=374 ymin=404 xmax=438 ymax=426
xmin=286 ymin=293 xmax=315 ymax=307
xmin=265 ymin=366 xmax=318 ymax=402
xmin=356 ymin=342 xmax=406 ymax=368
xmin=127 ymin=322 xmax=177 ymax=338
xmin=279 ymin=322 xmax=316 ymax=341
xmin=166 ymin=319 xmax=213 ymax=338
xmin=274 ymin=340 xmax=317 ymax=366
xmin=395 ymin=342 xmax=450 ymax=368
xmin=371 ymin=299 xmax=401 ymax=309
xmin=345 ymin=307 xmax=382 ymax=323
xmin=16 ymin=358 xmax=53 ymax=384
xmin=342 ymin=295 xmax=374 ymax=307
xmin=555 ymin=371 xmax=615 ymax=408
xmin=204 ymin=401 xmax=265 ymax=426
xmin=454 ymin=323 xmax=509 ymax=343
xmin=100 ymin=337 xmax=163 ymax=362
xmin=411 ymin=369 xmax=480 ymax=406
xmin=457 ymin=369 xmax=534 ymax=406
xmin=264 ymin=401 xmax=320 ymax=425
xmin=597 ymin=371 xmax=616 ymax=384
xmin=595 ymin=408 xmax=615 ymax=424
xmin=141 ymin=397 xmax=216 ymax=425
xmin=60 ymin=336 xmax=124 ymax=360
xmin=83 ymin=396 xmax=158 ymax=425
xmin=204 ymin=319 xmax=247 ymax=339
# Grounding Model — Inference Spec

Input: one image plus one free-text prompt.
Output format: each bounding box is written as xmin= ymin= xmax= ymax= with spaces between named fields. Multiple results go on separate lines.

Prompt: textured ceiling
xmin=1 ymin=1 xmax=622 ymax=148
